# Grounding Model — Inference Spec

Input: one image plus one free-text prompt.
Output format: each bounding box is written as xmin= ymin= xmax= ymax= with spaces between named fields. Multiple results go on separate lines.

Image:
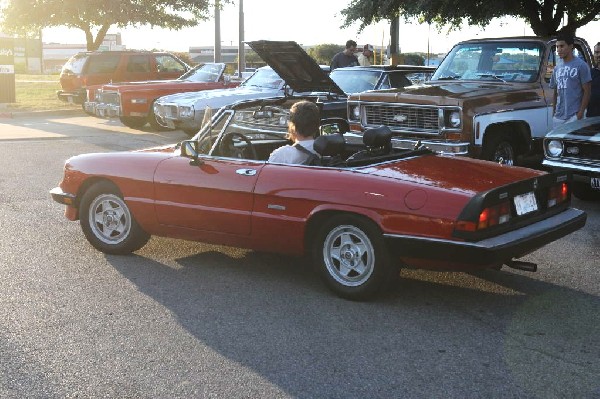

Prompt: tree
xmin=340 ymin=0 xmax=600 ymax=37
xmin=0 ymin=0 xmax=228 ymax=51
xmin=307 ymin=44 xmax=343 ymax=65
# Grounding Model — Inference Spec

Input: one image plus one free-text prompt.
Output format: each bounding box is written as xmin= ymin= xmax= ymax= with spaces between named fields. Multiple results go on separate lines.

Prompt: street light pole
xmin=238 ymin=0 xmax=245 ymax=78
xmin=214 ymin=0 xmax=221 ymax=62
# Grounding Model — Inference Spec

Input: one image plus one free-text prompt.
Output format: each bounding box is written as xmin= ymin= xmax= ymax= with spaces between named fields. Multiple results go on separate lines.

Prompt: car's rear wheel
xmin=79 ymin=181 xmax=150 ymax=254
xmin=313 ymin=215 xmax=397 ymax=300
xmin=483 ymin=134 xmax=517 ymax=165
xmin=119 ymin=116 xmax=147 ymax=130
xmin=572 ymin=182 xmax=600 ymax=201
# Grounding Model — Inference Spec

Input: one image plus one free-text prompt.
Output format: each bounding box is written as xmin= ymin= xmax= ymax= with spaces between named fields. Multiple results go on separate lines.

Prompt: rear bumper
xmin=57 ymin=90 xmax=86 ymax=104
xmin=384 ymin=208 xmax=586 ymax=265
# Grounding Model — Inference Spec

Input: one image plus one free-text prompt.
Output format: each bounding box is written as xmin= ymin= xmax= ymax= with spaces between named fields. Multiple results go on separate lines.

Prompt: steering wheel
xmin=219 ymin=132 xmax=258 ymax=160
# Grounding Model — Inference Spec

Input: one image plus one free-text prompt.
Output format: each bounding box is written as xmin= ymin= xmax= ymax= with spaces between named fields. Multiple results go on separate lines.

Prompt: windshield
xmin=61 ymin=53 xmax=89 ymax=74
xmin=330 ymin=69 xmax=382 ymax=93
xmin=432 ymin=42 xmax=545 ymax=83
xmin=179 ymin=63 xmax=225 ymax=83
xmin=240 ymin=68 xmax=284 ymax=89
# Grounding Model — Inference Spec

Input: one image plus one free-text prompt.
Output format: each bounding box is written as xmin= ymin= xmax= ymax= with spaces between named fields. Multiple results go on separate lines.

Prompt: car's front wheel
xmin=313 ymin=215 xmax=398 ymax=300
xmin=119 ymin=116 xmax=147 ymax=130
xmin=79 ymin=181 xmax=150 ymax=254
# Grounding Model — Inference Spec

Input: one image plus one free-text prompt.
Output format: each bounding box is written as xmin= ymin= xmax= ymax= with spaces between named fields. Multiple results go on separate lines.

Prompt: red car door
xmin=153 ymin=156 xmax=265 ymax=235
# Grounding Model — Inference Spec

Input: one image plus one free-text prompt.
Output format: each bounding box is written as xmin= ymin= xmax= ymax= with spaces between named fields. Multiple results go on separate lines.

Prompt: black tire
xmin=119 ymin=116 xmax=147 ymax=130
xmin=79 ymin=181 xmax=150 ymax=254
xmin=313 ymin=214 xmax=398 ymax=300
xmin=482 ymin=134 xmax=516 ymax=165
xmin=572 ymin=182 xmax=600 ymax=201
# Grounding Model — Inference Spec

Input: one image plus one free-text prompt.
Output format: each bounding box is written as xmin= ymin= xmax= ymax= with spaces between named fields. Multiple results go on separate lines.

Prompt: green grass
xmin=1 ymin=74 xmax=80 ymax=112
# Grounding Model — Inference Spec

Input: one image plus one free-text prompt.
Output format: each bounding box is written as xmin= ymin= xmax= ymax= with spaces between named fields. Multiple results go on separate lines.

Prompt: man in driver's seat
xmin=268 ymin=101 xmax=320 ymax=164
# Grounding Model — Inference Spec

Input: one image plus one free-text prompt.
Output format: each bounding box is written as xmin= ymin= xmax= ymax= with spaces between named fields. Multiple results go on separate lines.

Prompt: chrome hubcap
xmin=323 ymin=225 xmax=375 ymax=287
xmin=89 ymin=194 xmax=131 ymax=245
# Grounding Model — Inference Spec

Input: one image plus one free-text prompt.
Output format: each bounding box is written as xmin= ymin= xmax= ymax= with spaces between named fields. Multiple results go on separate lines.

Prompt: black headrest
xmin=363 ymin=126 xmax=392 ymax=147
xmin=314 ymin=134 xmax=345 ymax=156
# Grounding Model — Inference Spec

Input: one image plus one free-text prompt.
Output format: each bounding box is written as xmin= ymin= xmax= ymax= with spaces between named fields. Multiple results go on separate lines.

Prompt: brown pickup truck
xmin=347 ymin=37 xmax=594 ymax=165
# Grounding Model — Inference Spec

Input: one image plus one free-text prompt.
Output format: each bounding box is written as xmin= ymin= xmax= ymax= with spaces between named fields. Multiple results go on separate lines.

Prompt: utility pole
xmin=214 ymin=0 xmax=221 ymax=62
xmin=238 ymin=0 xmax=245 ymax=78
xmin=389 ymin=16 xmax=400 ymax=65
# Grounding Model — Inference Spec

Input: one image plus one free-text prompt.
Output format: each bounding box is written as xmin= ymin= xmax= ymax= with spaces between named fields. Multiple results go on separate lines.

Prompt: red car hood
xmin=360 ymin=154 xmax=545 ymax=195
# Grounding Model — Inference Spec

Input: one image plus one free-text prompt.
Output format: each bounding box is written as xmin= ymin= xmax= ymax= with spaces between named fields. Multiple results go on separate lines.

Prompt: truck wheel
xmin=119 ymin=116 xmax=147 ymax=130
xmin=572 ymin=182 xmax=600 ymax=201
xmin=483 ymin=134 xmax=516 ymax=165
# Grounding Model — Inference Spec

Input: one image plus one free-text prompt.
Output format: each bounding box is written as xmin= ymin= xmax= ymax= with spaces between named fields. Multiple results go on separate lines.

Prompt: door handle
xmin=236 ymin=169 xmax=257 ymax=176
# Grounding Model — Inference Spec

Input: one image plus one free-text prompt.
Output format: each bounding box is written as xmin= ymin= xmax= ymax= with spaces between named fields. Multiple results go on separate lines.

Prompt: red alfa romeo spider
xmin=51 ymin=96 xmax=586 ymax=300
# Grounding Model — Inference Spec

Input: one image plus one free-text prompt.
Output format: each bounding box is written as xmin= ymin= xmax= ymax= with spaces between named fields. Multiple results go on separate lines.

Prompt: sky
xmin=41 ymin=0 xmax=600 ymax=55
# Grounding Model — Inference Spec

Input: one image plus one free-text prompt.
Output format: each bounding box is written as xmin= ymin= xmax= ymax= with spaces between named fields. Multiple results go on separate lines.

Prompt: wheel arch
xmin=304 ymin=209 xmax=384 ymax=253
xmin=482 ymin=121 xmax=532 ymax=155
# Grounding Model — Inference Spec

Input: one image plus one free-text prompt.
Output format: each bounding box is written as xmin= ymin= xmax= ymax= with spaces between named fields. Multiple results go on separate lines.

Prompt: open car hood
xmin=247 ymin=40 xmax=345 ymax=96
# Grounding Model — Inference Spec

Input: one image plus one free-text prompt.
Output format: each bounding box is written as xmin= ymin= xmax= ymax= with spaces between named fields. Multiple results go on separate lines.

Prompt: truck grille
xmin=364 ymin=104 xmax=439 ymax=134
xmin=98 ymin=91 xmax=119 ymax=106
xmin=561 ymin=140 xmax=600 ymax=162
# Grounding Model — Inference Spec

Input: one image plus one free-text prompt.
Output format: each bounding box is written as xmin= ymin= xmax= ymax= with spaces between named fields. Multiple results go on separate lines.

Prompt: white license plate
xmin=591 ymin=177 xmax=600 ymax=190
xmin=514 ymin=191 xmax=538 ymax=216
xmin=67 ymin=96 xmax=73 ymax=104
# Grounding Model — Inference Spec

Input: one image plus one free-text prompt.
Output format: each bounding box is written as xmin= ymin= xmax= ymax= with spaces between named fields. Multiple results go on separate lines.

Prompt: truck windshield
xmin=432 ymin=42 xmax=545 ymax=83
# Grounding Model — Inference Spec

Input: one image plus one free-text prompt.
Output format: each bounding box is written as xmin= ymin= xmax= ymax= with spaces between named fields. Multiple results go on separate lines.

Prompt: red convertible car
xmin=51 ymin=96 xmax=586 ymax=300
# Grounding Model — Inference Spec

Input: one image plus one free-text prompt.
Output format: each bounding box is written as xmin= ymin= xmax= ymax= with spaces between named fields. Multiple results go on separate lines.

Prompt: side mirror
xmin=223 ymin=74 xmax=231 ymax=84
xmin=180 ymin=140 xmax=203 ymax=166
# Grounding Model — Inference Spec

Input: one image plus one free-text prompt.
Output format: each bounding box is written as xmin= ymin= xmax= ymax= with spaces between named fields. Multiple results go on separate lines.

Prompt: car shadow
xmin=106 ymin=241 xmax=600 ymax=398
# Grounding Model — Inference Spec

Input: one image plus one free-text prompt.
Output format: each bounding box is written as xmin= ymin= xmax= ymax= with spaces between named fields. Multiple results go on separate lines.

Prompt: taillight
xmin=477 ymin=201 xmax=510 ymax=229
xmin=547 ymin=182 xmax=569 ymax=207
xmin=456 ymin=200 xmax=511 ymax=232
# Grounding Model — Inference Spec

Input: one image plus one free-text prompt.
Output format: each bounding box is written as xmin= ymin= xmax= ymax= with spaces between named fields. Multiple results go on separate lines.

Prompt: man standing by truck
xmin=587 ymin=42 xmax=600 ymax=117
xmin=550 ymin=32 xmax=592 ymax=127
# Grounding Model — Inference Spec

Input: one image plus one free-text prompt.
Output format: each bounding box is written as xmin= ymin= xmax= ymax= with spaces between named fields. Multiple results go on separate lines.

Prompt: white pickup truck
xmin=347 ymin=36 xmax=595 ymax=165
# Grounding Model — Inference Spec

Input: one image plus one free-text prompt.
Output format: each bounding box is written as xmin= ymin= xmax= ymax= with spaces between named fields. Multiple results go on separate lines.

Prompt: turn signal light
xmin=455 ymin=201 xmax=511 ymax=232
xmin=547 ymin=182 xmax=568 ymax=207
xmin=477 ymin=201 xmax=511 ymax=229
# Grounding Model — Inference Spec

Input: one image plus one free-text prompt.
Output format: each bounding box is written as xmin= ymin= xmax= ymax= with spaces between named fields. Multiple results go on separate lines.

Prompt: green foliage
xmin=0 ymin=0 xmax=229 ymax=51
xmin=340 ymin=0 xmax=600 ymax=37
xmin=307 ymin=44 xmax=344 ymax=65
xmin=402 ymin=53 xmax=425 ymax=65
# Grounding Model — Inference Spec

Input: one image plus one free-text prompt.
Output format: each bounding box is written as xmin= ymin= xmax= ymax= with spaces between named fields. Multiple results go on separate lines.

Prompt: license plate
xmin=514 ymin=191 xmax=538 ymax=216
xmin=67 ymin=96 xmax=73 ymax=104
xmin=591 ymin=177 xmax=600 ymax=190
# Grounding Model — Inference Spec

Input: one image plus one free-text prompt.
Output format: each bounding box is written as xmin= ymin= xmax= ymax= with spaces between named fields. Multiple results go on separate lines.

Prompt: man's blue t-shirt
xmin=550 ymin=56 xmax=592 ymax=120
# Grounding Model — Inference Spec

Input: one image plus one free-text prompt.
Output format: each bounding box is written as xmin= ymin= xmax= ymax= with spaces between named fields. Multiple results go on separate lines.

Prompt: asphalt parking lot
xmin=0 ymin=112 xmax=599 ymax=398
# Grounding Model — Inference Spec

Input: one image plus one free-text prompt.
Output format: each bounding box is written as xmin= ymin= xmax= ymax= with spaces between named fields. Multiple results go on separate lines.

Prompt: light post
xmin=238 ymin=0 xmax=245 ymax=78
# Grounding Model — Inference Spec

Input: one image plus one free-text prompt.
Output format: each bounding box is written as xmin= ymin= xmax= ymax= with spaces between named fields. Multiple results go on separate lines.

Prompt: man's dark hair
xmin=345 ymin=40 xmax=357 ymax=49
xmin=289 ymin=101 xmax=320 ymax=138
xmin=556 ymin=32 xmax=575 ymax=45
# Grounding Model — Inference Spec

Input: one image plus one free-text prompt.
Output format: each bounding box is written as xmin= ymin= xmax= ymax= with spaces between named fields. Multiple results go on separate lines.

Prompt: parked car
xmin=50 ymin=95 xmax=586 ymax=300
xmin=543 ymin=116 xmax=600 ymax=200
xmin=83 ymin=63 xmax=239 ymax=130
xmin=154 ymin=40 xmax=432 ymax=136
xmin=57 ymin=50 xmax=189 ymax=105
xmin=346 ymin=36 xmax=595 ymax=165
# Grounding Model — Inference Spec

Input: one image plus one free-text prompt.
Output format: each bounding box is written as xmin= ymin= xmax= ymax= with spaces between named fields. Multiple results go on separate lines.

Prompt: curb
xmin=0 ymin=108 xmax=83 ymax=119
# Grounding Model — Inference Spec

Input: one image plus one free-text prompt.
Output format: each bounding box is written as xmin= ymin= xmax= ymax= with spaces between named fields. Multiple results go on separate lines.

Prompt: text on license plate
xmin=514 ymin=192 xmax=538 ymax=216
xmin=591 ymin=177 xmax=600 ymax=190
